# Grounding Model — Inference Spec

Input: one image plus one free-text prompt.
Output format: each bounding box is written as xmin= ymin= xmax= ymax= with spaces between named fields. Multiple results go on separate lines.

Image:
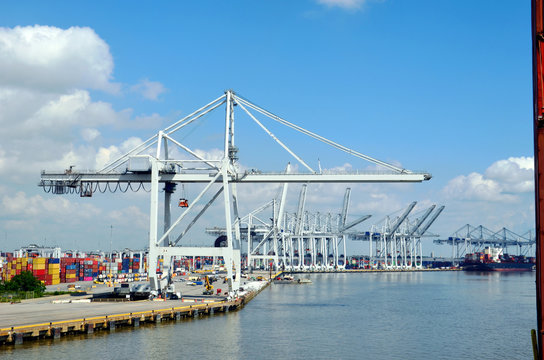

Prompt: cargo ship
xmin=462 ymin=246 xmax=535 ymax=271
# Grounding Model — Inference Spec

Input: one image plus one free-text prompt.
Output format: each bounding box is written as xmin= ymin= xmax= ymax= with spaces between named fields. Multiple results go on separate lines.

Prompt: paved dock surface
xmin=0 ymin=272 xmax=272 ymax=329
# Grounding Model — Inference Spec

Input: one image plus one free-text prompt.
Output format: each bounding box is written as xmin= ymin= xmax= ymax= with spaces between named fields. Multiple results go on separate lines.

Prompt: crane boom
xmin=341 ymin=188 xmax=351 ymax=227
xmin=340 ymin=215 xmax=372 ymax=232
xmin=417 ymin=205 xmax=445 ymax=236
xmin=389 ymin=202 xmax=417 ymax=235
xmin=408 ymin=205 xmax=436 ymax=236
xmin=295 ymin=185 xmax=307 ymax=236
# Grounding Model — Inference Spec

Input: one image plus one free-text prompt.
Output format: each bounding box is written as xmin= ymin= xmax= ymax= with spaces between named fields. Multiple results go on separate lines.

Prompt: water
xmin=1 ymin=271 xmax=536 ymax=360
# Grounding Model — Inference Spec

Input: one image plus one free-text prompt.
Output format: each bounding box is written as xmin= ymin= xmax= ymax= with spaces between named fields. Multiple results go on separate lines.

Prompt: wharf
xmin=287 ymin=268 xmax=460 ymax=274
xmin=0 ymin=272 xmax=273 ymax=346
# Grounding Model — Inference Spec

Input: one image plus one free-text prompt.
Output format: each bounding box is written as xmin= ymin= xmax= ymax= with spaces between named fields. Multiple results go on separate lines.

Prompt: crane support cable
xmin=162 ymin=133 xmax=219 ymax=169
xmin=98 ymin=95 xmax=226 ymax=174
xmin=236 ymin=101 xmax=315 ymax=173
xmin=233 ymin=95 xmax=407 ymax=174
xmin=166 ymin=99 xmax=226 ymax=137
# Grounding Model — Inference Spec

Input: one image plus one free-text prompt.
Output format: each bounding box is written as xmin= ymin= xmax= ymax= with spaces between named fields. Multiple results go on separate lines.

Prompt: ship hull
xmin=462 ymin=263 xmax=534 ymax=271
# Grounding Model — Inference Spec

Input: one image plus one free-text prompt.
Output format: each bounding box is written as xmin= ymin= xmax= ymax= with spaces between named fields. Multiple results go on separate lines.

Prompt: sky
xmin=0 ymin=0 xmax=534 ymax=256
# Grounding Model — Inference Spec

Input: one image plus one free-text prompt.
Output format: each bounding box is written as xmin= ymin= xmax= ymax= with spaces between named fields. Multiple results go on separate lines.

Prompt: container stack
xmin=1 ymin=253 xmax=149 ymax=285
xmin=122 ymin=257 xmax=130 ymax=273
xmin=82 ymin=259 xmax=95 ymax=281
xmin=61 ymin=258 xmax=78 ymax=283
xmin=132 ymin=256 xmax=141 ymax=273
xmin=47 ymin=258 xmax=60 ymax=285
xmin=32 ymin=257 xmax=47 ymax=284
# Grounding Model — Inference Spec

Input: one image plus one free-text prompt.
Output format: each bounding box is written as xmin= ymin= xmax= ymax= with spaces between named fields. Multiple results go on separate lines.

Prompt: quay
xmin=0 ymin=272 xmax=274 ymax=346
xmin=0 ymin=267 xmax=460 ymax=346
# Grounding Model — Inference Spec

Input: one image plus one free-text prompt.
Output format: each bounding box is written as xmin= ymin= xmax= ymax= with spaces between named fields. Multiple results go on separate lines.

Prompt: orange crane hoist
xmin=178 ymin=184 xmax=189 ymax=207
xmin=178 ymin=198 xmax=188 ymax=207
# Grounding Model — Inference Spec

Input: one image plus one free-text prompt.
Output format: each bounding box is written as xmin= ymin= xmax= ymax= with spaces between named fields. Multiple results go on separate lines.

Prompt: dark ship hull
xmin=462 ymin=262 xmax=534 ymax=271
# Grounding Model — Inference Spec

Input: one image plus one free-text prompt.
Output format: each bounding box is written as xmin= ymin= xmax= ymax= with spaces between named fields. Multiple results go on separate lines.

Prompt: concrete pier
xmin=0 ymin=279 xmax=271 ymax=346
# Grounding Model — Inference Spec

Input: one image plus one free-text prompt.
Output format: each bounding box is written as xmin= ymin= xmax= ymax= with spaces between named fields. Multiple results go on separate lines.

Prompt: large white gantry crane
xmin=39 ymin=90 xmax=431 ymax=296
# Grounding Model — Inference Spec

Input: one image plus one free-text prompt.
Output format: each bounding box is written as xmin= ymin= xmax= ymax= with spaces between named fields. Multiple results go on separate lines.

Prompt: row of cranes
xmin=433 ymin=224 xmax=536 ymax=265
xmin=209 ymin=176 xmax=444 ymax=272
xmin=351 ymin=203 xmax=444 ymax=269
xmin=243 ymin=182 xmax=354 ymax=272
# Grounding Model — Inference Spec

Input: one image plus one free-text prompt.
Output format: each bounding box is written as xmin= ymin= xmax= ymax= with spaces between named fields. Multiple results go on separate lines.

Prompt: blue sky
xmin=0 ymin=1 xmax=534 ymax=256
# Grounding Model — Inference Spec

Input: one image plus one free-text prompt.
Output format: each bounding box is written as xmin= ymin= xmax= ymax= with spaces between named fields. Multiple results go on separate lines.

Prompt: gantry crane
xmin=39 ymin=90 xmax=431 ymax=295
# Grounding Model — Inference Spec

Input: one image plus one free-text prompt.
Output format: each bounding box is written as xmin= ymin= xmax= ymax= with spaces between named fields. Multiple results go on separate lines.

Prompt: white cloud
xmin=131 ymin=79 xmax=166 ymax=100
xmin=81 ymin=128 xmax=101 ymax=142
xmin=22 ymin=90 xmax=118 ymax=134
xmin=0 ymin=90 xmax=129 ymax=178
xmin=193 ymin=148 xmax=224 ymax=161
xmin=0 ymin=27 xmax=149 ymax=181
xmin=0 ymin=25 xmax=169 ymax=250
xmin=443 ymin=156 xmax=534 ymax=202
xmin=443 ymin=172 xmax=516 ymax=202
xmin=123 ymin=113 xmax=165 ymax=130
xmin=485 ymin=156 xmax=534 ymax=193
xmin=94 ymin=137 xmax=144 ymax=170
xmin=0 ymin=25 xmax=119 ymax=93
xmin=1 ymin=191 xmax=101 ymax=221
xmin=322 ymin=162 xmax=353 ymax=173
xmin=108 ymin=206 xmax=148 ymax=229
xmin=316 ymin=0 xmax=371 ymax=10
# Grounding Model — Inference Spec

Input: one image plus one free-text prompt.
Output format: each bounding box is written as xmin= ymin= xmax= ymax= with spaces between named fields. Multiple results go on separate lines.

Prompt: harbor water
xmin=1 ymin=271 xmax=535 ymax=359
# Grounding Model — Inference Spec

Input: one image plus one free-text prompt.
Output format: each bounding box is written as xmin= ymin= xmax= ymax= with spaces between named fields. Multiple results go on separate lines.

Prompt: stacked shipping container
xmin=1 ymin=255 xmax=149 ymax=286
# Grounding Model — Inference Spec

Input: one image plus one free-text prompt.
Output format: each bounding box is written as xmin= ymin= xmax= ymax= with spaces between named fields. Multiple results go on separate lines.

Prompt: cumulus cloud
xmin=22 ymin=90 xmax=118 ymax=134
xmin=81 ymin=128 xmax=101 ymax=142
xmin=131 ymin=79 xmax=166 ymax=100
xmin=322 ymin=162 xmax=353 ymax=173
xmin=442 ymin=156 xmax=534 ymax=202
xmin=316 ymin=0 xmax=372 ymax=10
xmin=1 ymin=191 xmax=101 ymax=222
xmin=443 ymin=172 xmax=516 ymax=202
xmin=0 ymin=25 xmax=119 ymax=93
xmin=108 ymin=206 xmax=149 ymax=229
xmin=0 ymin=26 xmax=157 ymax=181
xmin=94 ymin=137 xmax=144 ymax=170
xmin=485 ymin=156 xmax=534 ymax=193
xmin=193 ymin=148 xmax=224 ymax=161
xmin=120 ymin=112 xmax=165 ymax=130
xmin=0 ymin=25 xmax=172 ymax=249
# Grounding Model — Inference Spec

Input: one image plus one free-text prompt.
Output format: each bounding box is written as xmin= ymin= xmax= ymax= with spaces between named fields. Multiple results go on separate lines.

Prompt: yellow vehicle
xmin=203 ymin=275 xmax=214 ymax=295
